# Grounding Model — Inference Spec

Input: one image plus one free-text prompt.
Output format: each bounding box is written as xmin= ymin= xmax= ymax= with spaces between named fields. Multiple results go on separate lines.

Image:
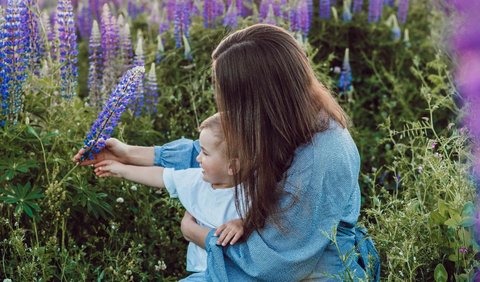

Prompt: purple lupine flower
xmin=0 ymin=0 xmax=29 ymax=126
xmin=259 ymin=0 xmax=281 ymax=21
xmin=89 ymin=0 xmax=105 ymax=21
xmin=158 ymin=8 xmax=170 ymax=34
xmin=82 ymin=66 xmax=145 ymax=161
xmin=353 ymin=0 xmax=363 ymax=13
xmin=342 ymin=0 xmax=352 ymax=22
xmin=56 ymin=0 xmax=78 ymax=99
xmin=450 ymin=1 xmax=480 ymax=178
xmin=214 ymin=0 xmax=225 ymax=18
xmin=77 ymin=0 xmax=92 ymax=39
xmin=397 ymin=0 xmax=409 ymax=24
xmin=319 ymin=0 xmax=331 ymax=20
xmin=263 ymin=4 xmax=277 ymax=25
xmin=166 ymin=0 xmax=176 ymax=22
xmin=338 ymin=48 xmax=352 ymax=95
xmin=88 ymin=20 xmax=103 ymax=107
xmin=384 ymin=0 xmax=394 ymax=7
xmin=156 ymin=35 xmax=165 ymax=64
xmin=118 ymin=15 xmax=133 ymax=73
xmin=133 ymin=30 xmax=145 ymax=116
xmin=223 ymin=1 xmax=238 ymax=28
xmin=203 ymin=0 xmax=215 ymax=28
xmin=174 ymin=0 xmax=191 ymax=48
xmin=296 ymin=0 xmax=310 ymax=37
xmin=368 ymin=0 xmax=383 ymax=23
xmin=330 ymin=0 xmax=337 ymax=6
xmin=144 ymin=63 xmax=159 ymax=115
xmin=22 ymin=0 xmax=42 ymax=73
xmin=227 ymin=0 xmax=249 ymax=17
xmin=100 ymin=4 xmax=120 ymax=101
xmin=128 ymin=0 xmax=145 ymax=20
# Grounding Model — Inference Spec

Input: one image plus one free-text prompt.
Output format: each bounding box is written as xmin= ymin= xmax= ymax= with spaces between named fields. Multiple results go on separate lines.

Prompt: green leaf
xmin=27 ymin=126 xmax=40 ymax=138
xmin=461 ymin=202 xmax=475 ymax=217
xmin=430 ymin=211 xmax=446 ymax=224
xmin=438 ymin=199 xmax=449 ymax=216
xmin=444 ymin=218 xmax=459 ymax=227
xmin=459 ymin=217 xmax=475 ymax=227
xmin=22 ymin=203 xmax=33 ymax=218
xmin=434 ymin=264 xmax=448 ymax=282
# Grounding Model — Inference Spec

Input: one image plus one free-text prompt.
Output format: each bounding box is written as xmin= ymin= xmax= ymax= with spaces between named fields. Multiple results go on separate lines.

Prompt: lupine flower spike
xmin=145 ymin=63 xmax=159 ymax=115
xmin=342 ymin=0 xmax=352 ymax=22
xmin=352 ymin=0 xmax=362 ymax=14
xmin=319 ymin=0 xmax=330 ymax=20
xmin=88 ymin=20 xmax=103 ymax=107
xmin=56 ymin=0 xmax=78 ymax=99
xmin=81 ymin=66 xmax=145 ymax=161
xmin=133 ymin=30 xmax=145 ymax=116
xmin=156 ymin=35 xmax=165 ymax=64
xmin=223 ymin=1 xmax=238 ymax=28
xmin=397 ymin=0 xmax=409 ymax=24
xmin=338 ymin=48 xmax=352 ymax=95
xmin=386 ymin=14 xmax=401 ymax=42
xmin=368 ymin=0 xmax=383 ymax=23
xmin=264 ymin=4 xmax=277 ymax=25
xmin=403 ymin=28 xmax=410 ymax=47
xmin=0 ymin=0 xmax=29 ymax=126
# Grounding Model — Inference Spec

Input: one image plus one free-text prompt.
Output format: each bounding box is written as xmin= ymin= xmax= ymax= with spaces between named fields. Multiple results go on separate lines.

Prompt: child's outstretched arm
xmin=94 ymin=160 xmax=165 ymax=189
xmin=214 ymin=219 xmax=244 ymax=246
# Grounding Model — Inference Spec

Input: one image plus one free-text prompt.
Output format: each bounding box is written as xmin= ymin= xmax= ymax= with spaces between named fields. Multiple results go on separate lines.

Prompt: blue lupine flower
xmin=368 ymin=0 xmax=383 ymax=23
xmin=352 ymin=0 xmax=363 ymax=13
xmin=337 ymin=48 xmax=352 ymax=94
xmin=145 ymin=63 xmax=159 ymax=115
xmin=88 ymin=20 xmax=103 ymax=107
xmin=82 ymin=66 xmax=145 ymax=161
xmin=0 ymin=0 xmax=29 ymax=125
xmin=77 ymin=0 xmax=92 ymax=39
xmin=203 ymin=0 xmax=215 ymax=28
xmin=319 ymin=0 xmax=331 ymax=20
xmin=397 ymin=0 xmax=409 ymax=24
xmin=23 ymin=0 xmax=42 ymax=73
xmin=56 ymin=0 xmax=78 ymax=99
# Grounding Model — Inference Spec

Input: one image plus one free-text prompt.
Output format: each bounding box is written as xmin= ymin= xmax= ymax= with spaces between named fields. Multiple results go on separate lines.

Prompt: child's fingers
xmin=221 ymin=230 xmax=235 ymax=246
xmin=214 ymin=224 xmax=226 ymax=237
xmin=216 ymin=228 xmax=229 ymax=244
xmin=229 ymin=232 xmax=243 ymax=245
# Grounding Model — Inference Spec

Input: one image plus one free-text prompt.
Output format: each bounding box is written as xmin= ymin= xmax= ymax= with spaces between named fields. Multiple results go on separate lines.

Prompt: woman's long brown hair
xmin=212 ymin=24 xmax=347 ymax=237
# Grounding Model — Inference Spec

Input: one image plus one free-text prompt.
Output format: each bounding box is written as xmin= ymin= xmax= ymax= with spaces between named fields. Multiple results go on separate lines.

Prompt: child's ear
xmin=228 ymin=158 xmax=240 ymax=176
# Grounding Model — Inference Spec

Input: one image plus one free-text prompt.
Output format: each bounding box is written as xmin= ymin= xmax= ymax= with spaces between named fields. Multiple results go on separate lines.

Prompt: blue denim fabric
xmin=179 ymin=272 xmax=206 ymax=282
xmin=154 ymin=138 xmax=200 ymax=169
xmin=155 ymin=123 xmax=380 ymax=281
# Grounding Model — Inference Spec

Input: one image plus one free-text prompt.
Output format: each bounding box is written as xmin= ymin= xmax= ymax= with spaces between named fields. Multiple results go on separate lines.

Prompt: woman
xmin=75 ymin=24 xmax=379 ymax=281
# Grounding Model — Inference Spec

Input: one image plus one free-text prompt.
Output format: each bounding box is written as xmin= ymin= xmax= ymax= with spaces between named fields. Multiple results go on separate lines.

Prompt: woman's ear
xmin=228 ymin=158 xmax=240 ymax=176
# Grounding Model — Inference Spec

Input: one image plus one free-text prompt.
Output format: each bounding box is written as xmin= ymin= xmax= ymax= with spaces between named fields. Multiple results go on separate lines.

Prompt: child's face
xmin=196 ymin=128 xmax=233 ymax=188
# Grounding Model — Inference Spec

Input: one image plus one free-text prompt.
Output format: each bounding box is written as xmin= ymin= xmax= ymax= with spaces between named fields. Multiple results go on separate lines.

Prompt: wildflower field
xmin=1 ymin=0 xmax=479 ymax=281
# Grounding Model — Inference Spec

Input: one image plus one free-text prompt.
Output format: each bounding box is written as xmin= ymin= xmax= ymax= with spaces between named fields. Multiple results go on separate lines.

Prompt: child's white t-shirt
xmin=163 ymin=168 xmax=241 ymax=273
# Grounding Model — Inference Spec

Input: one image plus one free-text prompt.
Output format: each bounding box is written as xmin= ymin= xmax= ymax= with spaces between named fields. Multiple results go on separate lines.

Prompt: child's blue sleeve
xmin=153 ymin=138 xmax=200 ymax=169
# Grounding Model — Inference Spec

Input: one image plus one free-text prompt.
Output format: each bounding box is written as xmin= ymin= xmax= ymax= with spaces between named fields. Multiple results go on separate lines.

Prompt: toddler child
xmin=93 ymin=113 xmax=243 ymax=279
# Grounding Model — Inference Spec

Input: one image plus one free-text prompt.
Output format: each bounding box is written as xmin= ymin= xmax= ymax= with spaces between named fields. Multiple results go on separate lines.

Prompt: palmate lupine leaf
xmin=81 ymin=66 xmax=145 ymax=161
xmin=0 ymin=182 xmax=44 ymax=218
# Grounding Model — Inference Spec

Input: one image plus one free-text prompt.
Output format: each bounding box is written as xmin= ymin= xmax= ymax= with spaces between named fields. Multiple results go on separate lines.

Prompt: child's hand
xmin=94 ymin=160 xmax=126 ymax=178
xmin=214 ymin=219 xmax=244 ymax=246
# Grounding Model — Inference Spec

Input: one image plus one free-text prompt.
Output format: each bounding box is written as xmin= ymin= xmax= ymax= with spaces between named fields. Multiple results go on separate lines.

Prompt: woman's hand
xmin=73 ymin=138 xmax=130 ymax=166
